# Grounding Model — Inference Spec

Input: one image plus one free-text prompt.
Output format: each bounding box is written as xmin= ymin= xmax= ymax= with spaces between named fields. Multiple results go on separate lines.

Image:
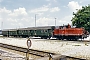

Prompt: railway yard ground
xmin=0 ymin=35 xmax=90 ymax=60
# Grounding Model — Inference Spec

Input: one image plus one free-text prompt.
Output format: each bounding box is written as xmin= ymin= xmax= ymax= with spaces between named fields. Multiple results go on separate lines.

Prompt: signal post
xmin=26 ymin=38 xmax=32 ymax=60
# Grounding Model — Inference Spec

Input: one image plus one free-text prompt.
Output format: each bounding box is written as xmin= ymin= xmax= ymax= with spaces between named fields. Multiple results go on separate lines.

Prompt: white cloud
xmin=68 ymin=1 xmax=82 ymax=12
xmin=50 ymin=7 xmax=60 ymax=12
xmin=59 ymin=15 xmax=72 ymax=25
xmin=0 ymin=7 xmax=27 ymax=18
xmin=0 ymin=6 xmax=69 ymax=29
xmin=0 ymin=7 xmax=30 ymax=29
xmin=36 ymin=15 xmax=72 ymax=26
xmin=29 ymin=5 xmax=60 ymax=13
xmin=0 ymin=7 xmax=58 ymax=29
xmin=29 ymin=3 xmax=51 ymax=13
xmin=37 ymin=17 xmax=50 ymax=26
xmin=0 ymin=7 xmax=11 ymax=14
xmin=9 ymin=7 xmax=27 ymax=17
xmin=30 ymin=5 xmax=49 ymax=13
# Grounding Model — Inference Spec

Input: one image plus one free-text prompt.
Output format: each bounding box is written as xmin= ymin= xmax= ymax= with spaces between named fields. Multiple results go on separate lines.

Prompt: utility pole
xmin=55 ymin=18 xmax=56 ymax=26
xmin=1 ymin=21 xmax=3 ymax=30
xmin=35 ymin=14 xmax=38 ymax=27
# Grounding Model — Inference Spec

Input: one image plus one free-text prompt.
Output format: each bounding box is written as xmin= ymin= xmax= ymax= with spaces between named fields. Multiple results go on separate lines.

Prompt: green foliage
xmin=71 ymin=5 xmax=90 ymax=33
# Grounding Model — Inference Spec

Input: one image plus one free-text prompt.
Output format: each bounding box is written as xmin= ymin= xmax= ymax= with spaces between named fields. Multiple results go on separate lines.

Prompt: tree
xmin=71 ymin=5 xmax=90 ymax=33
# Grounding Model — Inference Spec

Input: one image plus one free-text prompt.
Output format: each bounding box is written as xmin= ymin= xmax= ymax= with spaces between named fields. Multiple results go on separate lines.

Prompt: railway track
xmin=0 ymin=43 xmax=87 ymax=60
xmin=0 ymin=43 xmax=55 ymax=57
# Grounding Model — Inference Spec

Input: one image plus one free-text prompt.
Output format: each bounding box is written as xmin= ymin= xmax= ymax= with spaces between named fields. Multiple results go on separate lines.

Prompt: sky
xmin=0 ymin=0 xmax=90 ymax=29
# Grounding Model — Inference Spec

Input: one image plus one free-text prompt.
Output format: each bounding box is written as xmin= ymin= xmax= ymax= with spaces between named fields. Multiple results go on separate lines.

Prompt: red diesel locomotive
xmin=53 ymin=24 xmax=88 ymax=40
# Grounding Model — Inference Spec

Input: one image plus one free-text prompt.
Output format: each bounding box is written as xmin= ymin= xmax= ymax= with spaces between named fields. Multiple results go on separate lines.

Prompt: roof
xmin=2 ymin=26 xmax=55 ymax=31
xmin=19 ymin=26 xmax=54 ymax=30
